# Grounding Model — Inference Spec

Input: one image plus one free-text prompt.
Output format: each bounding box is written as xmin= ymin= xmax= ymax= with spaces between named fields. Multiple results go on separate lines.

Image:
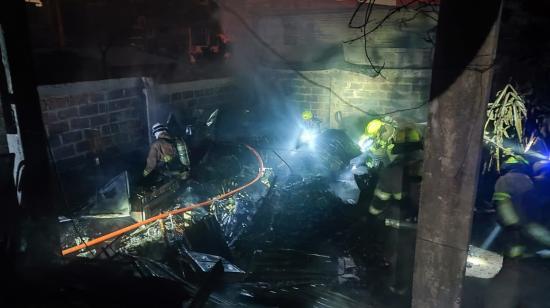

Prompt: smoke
xmin=214 ymin=0 xmax=344 ymax=147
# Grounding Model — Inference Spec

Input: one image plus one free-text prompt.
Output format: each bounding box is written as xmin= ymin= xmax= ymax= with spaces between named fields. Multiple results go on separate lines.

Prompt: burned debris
xmin=5 ymin=1 xmax=550 ymax=307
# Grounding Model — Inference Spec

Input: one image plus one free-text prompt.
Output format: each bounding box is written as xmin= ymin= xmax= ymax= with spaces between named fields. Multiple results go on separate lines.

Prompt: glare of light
xmin=466 ymin=256 xmax=487 ymax=267
xmin=300 ymin=130 xmax=316 ymax=144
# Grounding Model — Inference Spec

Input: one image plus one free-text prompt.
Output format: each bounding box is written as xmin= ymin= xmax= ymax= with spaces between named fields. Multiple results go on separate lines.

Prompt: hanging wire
xmin=216 ymin=0 xmax=435 ymax=117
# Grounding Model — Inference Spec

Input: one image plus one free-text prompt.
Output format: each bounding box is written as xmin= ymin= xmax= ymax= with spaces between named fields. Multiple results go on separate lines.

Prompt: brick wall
xmin=154 ymin=78 xmax=238 ymax=124
xmin=221 ymin=0 xmax=435 ymax=138
xmin=154 ymin=71 xmax=429 ymax=141
xmin=223 ymin=0 xmax=436 ymax=68
xmin=38 ymin=78 xmax=148 ymax=170
xmin=330 ymin=69 xmax=431 ymax=122
xmin=261 ymin=68 xmax=430 ymax=138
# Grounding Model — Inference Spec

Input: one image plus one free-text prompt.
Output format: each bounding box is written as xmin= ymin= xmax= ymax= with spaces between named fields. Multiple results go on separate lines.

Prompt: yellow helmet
xmin=302 ymin=110 xmax=313 ymax=121
xmin=365 ymin=119 xmax=384 ymax=136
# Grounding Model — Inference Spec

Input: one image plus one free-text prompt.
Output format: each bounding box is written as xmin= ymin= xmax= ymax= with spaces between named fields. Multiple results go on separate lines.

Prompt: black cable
xmin=216 ymin=1 xmax=430 ymax=117
xmin=272 ymin=149 xmax=294 ymax=174
xmin=348 ymin=0 xmax=367 ymax=29
xmin=362 ymin=0 xmax=386 ymax=77
xmin=344 ymin=0 xmax=423 ymax=44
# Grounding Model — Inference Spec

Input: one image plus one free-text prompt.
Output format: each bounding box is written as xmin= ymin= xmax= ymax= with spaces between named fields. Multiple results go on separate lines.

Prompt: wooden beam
xmin=411 ymin=1 xmax=502 ymax=307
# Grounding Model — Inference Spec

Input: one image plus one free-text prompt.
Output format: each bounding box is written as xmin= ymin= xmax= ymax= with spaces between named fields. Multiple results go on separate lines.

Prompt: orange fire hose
xmin=62 ymin=144 xmax=265 ymax=256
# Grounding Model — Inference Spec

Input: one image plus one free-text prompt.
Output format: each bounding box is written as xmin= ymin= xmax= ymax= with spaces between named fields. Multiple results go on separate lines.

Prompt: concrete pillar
xmin=411 ymin=1 xmax=503 ymax=307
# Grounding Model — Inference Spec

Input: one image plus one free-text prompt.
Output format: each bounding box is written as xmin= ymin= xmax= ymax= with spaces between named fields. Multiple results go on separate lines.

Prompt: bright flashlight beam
xmin=300 ymin=130 xmax=316 ymax=144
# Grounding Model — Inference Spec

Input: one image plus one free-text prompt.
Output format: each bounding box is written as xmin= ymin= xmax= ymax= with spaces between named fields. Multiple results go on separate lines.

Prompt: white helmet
xmin=151 ymin=123 xmax=168 ymax=136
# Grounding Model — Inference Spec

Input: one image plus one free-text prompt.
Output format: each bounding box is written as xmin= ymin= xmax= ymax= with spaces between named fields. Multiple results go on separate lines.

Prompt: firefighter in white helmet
xmin=143 ymin=123 xmax=191 ymax=180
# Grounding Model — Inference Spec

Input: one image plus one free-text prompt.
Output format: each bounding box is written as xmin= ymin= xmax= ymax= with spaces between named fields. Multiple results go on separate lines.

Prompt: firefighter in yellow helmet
xmin=302 ymin=110 xmax=313 ymax=121
xmin=359 ymin=117 xmax=423 ymax=216
xmin=357 ymin=117 xmax=423 ymax=295
xmin=297 ymin=109 xmax=322 ymax=149
xmin=301 ymin=110 xmax=321 ymax=130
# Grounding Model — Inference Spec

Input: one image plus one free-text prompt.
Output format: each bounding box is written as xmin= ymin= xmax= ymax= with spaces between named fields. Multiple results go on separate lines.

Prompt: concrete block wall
xmin=155 ymin=78 xmax=238 ymax=124
xmin=261 ymin=68 xmax=430 ymax=138
xmin=38 ymin=77 xmax=148 ymax=170
xmin=225 ymin=0 xmax=437 ymax=68
xmin=330 ymin=69 xmax=431 ymax=122
xmin=261 ymin=69 xmax=332 ymax=125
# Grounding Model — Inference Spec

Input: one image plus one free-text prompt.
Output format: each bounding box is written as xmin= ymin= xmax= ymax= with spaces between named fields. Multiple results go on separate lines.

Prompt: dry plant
xmin=484 ymin=84 xmax=527 ymax=172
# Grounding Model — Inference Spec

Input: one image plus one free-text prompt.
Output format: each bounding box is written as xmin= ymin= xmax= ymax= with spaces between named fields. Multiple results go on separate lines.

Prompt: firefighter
xmin=485 ymin=157 xmax=550 ymax=308
xmin=359 ymin=117 xmax=422 ymax=295
xmin=301 ymin=110 xmax=322 ymax=133
xmin=492 ymin=156 xmax=550 ymax=258
xmin=363 ymin=117 xmax=423 ymax=216
xmin=296 ymin=110 xmax=322 ymax=149
xmin=143 ymin=123 xmax=191 ymax=180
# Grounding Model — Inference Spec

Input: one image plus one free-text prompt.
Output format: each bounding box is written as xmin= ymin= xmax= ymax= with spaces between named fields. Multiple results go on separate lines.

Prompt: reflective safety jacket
xmin=367 ymin=125 xmax=423 ymax=215
xmin=363 ymin=124 xmax=422 ymax=167
xmin=143 ymin=133 xmax=190 ymax=178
